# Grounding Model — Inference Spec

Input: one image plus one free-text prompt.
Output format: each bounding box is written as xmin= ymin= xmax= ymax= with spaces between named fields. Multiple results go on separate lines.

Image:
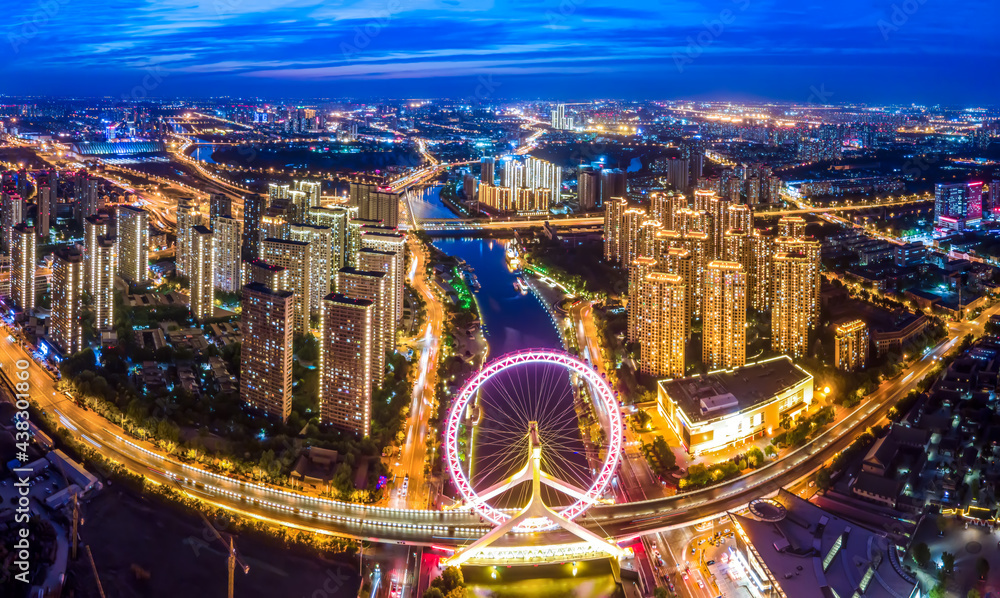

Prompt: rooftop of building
xmin=732 ymin=489 xmax=917 ymax=598
xmin=324 ymin=293 xmax=374 ymax=308
xmin=658 ymin=356 xmax=812 ymax=423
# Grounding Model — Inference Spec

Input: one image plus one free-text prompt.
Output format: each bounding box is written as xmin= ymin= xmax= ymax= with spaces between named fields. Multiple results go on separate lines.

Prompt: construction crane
xmin=85 ymin=545 xmax=107 ymax=598
xmin=195 ymin=509 xmax=249 ymax=598
xmin=170 ymin=477 xmax=249 ymax=597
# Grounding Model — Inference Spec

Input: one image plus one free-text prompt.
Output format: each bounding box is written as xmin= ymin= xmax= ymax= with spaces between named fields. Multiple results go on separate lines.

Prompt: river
xmin=424 ymin=189 xmax=590 ymax=500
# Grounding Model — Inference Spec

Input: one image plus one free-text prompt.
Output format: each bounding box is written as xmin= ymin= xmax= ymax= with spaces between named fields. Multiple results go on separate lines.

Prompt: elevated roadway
xmin=3 ymin=300 xmax=991 ymax=552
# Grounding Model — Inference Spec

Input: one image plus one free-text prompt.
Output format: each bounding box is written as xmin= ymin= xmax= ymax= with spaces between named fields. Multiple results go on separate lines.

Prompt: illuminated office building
xmin=935 ymin=181 xmax=984 ymax=229
xmin=658 ymin=357 xmax=813 ymax=455
xmin=50 ymin=247 xmax=84 ymax=355
xmin=652 ymin=229 xmax=684 ymax=262
xmin=749 ymin=230 xmax=775 ymax=312
xmin=577 ymin=168 xmax=599 ymax=211
xmin=11 ymin=223 xmax=36 ymax=313
xmin=240 ymin=282 xmax=294 ymax=422
xmin=661 ymin=247 xmax=693 ymax=339
xmin=480 ymin=157 xmax=496 ymax=185
xmin=308 ymin=205 xmax=353 ymax=271
xmin=627 ymin=256 xmax=658 ymax=343
xmin=176 ymin=196 xmax=204 ymax=277
xmin=640 ymin=272 xmax=687 ymax=378
xmin=638 ymin=218 xmax=663 ymax=259
xmin=261 ymin=238 xmax=312 ymax=333
xmin=603 ymin=197 xmax=628 ymax=263
xmin=693 ymin=189 xmax=715 ymax=212
xmin=116 ymin=205 xmax=149 ymax=284
xmin=1 ymin=192 xmax=25 ymax=253
xmin=682 ymin=231 xmax=710 ymax=319
xmin=360 ymin=230 xmax=405 ymax=322
xmin=702 ymin=261 xmax=747 ymax=370
xmin=778 ymin=216 xmax=806 ymax=239
xmin=358 ymin=187 xmax=400 ymax=228
xmin=242 ymin=193 xmax=266 ymax=261
xmin=835 ymin=319 xmax=869 ymax=372
xmin=319 ymin=293 xmax=375 ymax=436
xmin=772 ymin=251 xmax=816 ymax=359
xmin=600 ymin=169 xmax=626 ymax=208
xmin=727 ymin=203 xmax=753 ymax=233
xmin=337 ymin=267 xmax=390 ymax=386
xmin=676 ymin=209 xmax=708 ymax=235
xmin=213 ymin=216 xmax=243 ymax=293
xmin=708 ymin=195 xmax=732 ymax=259
xmin=289 ymin=224 xmax=333 ymax=312
xmin=190 ymin=225 xmax=215 ymax=322
xmin=621 ymin=207 xmax=647 ymax=267
xmin=724 ymin=229 xmax=752 ymax=274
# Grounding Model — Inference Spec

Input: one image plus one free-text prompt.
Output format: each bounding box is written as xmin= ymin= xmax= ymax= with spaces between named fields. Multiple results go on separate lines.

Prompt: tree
xmin=428 ymin=566 xmax=464 ymax=597
xmin=654 ymin=588 xmax=670 ymax=598
xmin=929 ymin=585 xmax=947 ymax=598
xmin=764 ymin=445 xmax=777 ymax=458
xmin=912 ymin=542 xmax=931 ymax=568
xmin=968 ymin=590 xmax=982 ymax=598
xmin=977 ymin=556 xmax=989 ymax=580
xmin=816 ymin=468 xmax=832 ymax=492
xmin=423 ymin=589 xmax=445 ymax=598
xmin=941 ymin=551 xmax=955 ymax=575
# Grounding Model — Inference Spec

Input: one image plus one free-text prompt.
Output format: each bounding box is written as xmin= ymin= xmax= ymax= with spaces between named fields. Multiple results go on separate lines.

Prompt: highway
xmin=2 ymin=130 xmax=982 ymax=558
xmin=5 ymin=294 xmax=993 ymax=553
xmin=414 ymin=197 xmax=932 ymax=233
xmin=388 ymin=237 xmax=445 ymax=511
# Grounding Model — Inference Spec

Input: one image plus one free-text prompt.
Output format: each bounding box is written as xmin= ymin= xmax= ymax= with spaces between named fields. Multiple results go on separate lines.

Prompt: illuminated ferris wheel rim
xmin=444 ymin=349 xmax=623 ymax=531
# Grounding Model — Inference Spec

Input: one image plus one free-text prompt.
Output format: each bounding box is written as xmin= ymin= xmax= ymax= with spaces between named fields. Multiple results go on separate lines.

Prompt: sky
xmin=1 ymin=0 xmax=997 ymax=103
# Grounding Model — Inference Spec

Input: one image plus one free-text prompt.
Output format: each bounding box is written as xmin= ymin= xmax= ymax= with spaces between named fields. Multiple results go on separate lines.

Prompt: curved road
xmin=4 ymin=301 xmax=992 ymax=551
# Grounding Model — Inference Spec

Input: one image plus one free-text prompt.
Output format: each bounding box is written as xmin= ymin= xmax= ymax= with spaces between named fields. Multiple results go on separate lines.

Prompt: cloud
xmin=0 ymin=0 xmax=997 ymax=101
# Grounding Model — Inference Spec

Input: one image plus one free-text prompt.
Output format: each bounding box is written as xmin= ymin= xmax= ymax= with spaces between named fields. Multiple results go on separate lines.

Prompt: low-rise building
xmin=729 ymin=490 xmax=919 ymax=598
xmin=657 ymin=356 xmax=814 ymax=455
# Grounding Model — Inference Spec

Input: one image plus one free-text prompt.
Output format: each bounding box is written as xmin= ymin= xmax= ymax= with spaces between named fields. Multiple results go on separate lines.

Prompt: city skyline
xmin=1 ymin=0 xmax=998 ymax=102
xmin=1 ymin=1 xmax=999 ymax=593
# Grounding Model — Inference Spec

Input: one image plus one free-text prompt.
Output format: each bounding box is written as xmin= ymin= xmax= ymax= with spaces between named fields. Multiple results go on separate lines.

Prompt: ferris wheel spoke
xmin=445 ymin=350 xmax=622 ymax=531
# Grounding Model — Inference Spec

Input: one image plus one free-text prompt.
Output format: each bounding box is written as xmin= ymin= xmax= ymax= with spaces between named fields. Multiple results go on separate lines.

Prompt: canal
xmin=419 ymin=187 xmax=590 ymax=502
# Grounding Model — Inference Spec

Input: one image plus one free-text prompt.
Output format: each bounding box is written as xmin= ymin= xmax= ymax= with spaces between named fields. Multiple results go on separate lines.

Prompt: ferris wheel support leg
xmin=466 ymin=462 xmax=533 ymax=508
xmin=541 ymin=508 xmax=625 ymax=561
xmin=442 ymin=508 xmax=530 ymax=567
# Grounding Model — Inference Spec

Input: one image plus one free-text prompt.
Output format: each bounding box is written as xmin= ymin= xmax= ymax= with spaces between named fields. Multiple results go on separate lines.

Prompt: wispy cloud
xmin=0 ymin=0 xmax=997 ymax=101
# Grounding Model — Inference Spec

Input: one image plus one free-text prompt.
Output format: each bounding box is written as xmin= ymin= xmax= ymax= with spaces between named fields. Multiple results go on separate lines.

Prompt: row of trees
xmin=680 ymin=446 xmax=773 ymax=491
xmin=772 ymin=405 xmax=835 ymax=449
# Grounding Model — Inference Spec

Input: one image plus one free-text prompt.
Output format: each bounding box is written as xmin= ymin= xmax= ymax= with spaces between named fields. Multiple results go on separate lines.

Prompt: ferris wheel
xmin=443 ymin=350 xmax=624 ymax=534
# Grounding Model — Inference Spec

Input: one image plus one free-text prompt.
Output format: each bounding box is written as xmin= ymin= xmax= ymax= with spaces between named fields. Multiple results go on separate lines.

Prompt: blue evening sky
xmin=1 ymin=0 xmax=996 ymax=103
